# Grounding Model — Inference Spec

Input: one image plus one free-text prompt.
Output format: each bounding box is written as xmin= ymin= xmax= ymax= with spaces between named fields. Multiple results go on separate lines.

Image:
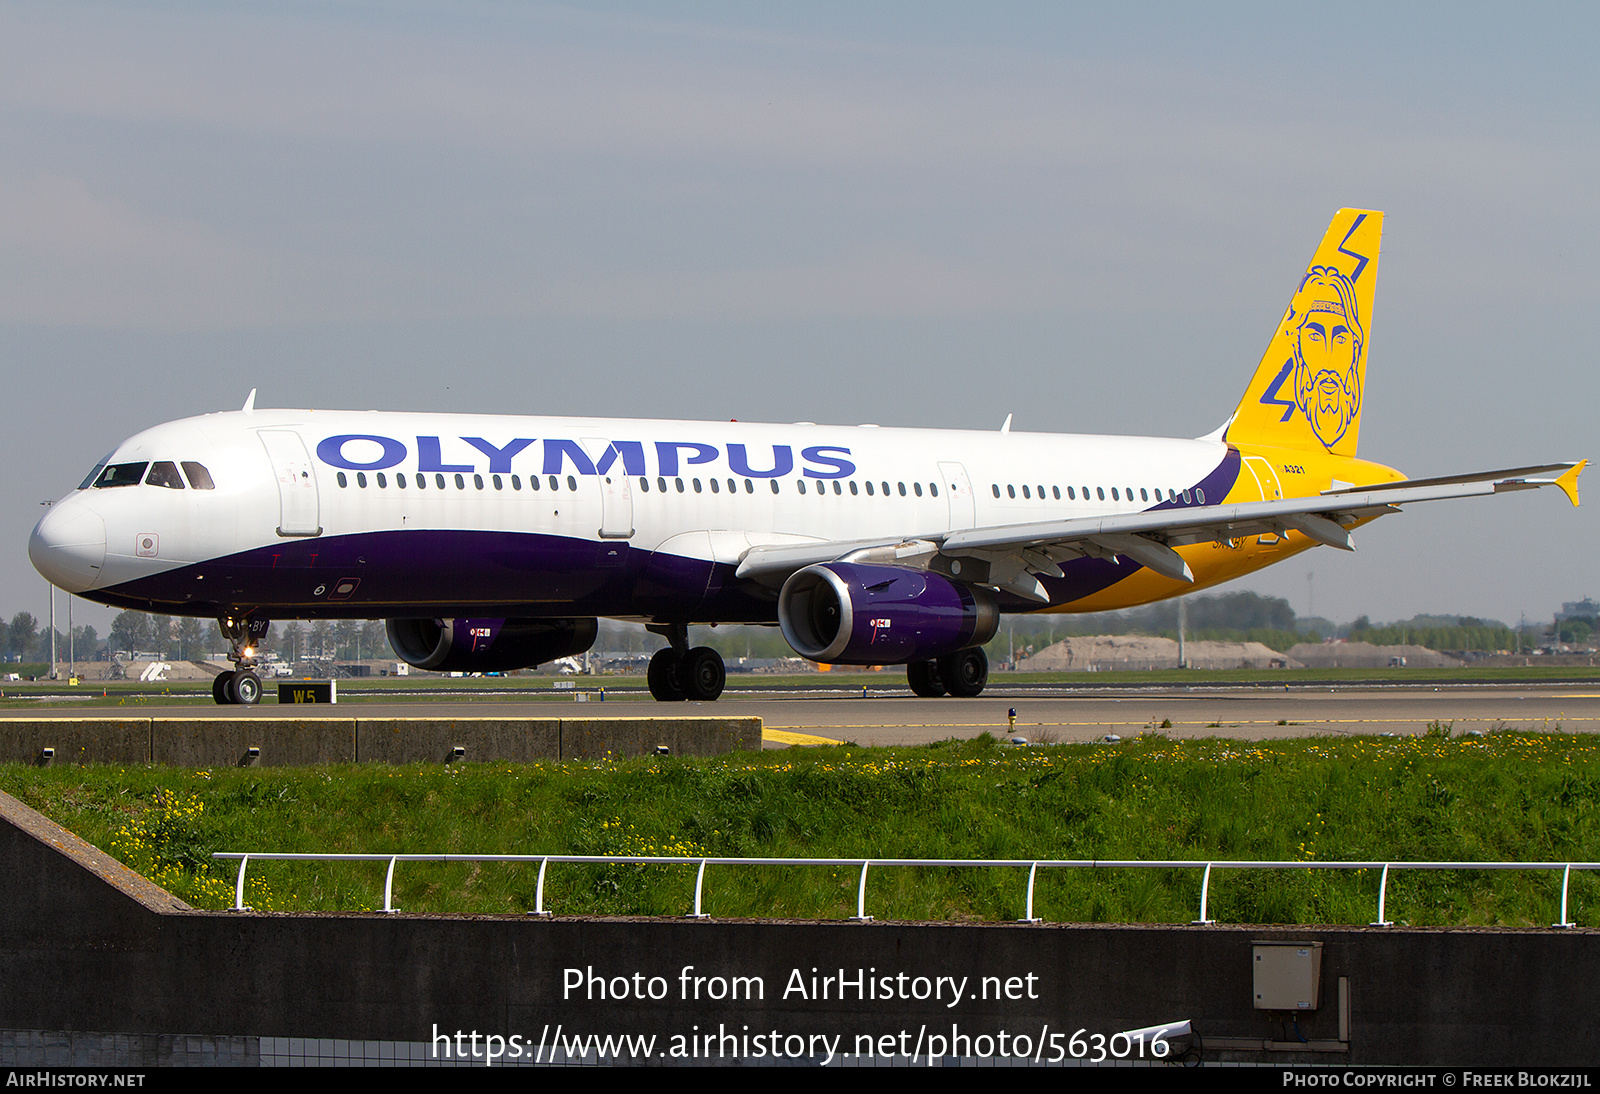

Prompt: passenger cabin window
xmin=93 ymin=462 xmax=148 ymax=488
xmin=145 ymin=462 xmax=184 ymax=489
xmin=181 ymin=462 xmax=215 ymax=490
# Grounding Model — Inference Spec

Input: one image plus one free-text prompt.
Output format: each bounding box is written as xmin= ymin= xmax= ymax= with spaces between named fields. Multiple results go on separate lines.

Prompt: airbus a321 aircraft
xmin=29 ymin=209 xmax=1586 ymax=704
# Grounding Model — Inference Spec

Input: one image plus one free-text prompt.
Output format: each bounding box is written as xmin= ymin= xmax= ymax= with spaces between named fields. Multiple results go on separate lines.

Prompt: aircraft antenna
xmin=1000 ymin=414 xmax=1012 ymax=433
xmin=241 ymin=389 xmax=257 ymax=414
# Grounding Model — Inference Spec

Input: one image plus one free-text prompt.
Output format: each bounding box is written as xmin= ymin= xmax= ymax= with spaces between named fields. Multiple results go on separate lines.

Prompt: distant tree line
xmin=977 ymin=593 xmax=1525 ymax=657
xmin=1554 ymin=614 xmax=1596 ymax=647
xmin=0 ymin=611 xmax=99 ymax=664
xmin=57 ymin=597 xmax=1556 ymax=668
xmin=987 ymin=592 xmax=1316 ymax=655
xmin=98 ymin=612 xmax=394 ymax=662
xmin=1345 ymin=615 xmax=1518 ymax=653
xmin=603 ymin=592 xmax=1543 ymax=661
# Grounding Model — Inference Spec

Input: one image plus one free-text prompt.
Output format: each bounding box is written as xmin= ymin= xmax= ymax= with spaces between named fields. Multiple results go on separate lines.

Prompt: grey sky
xmin=4 ymin=1 xmax=1595 ymax=635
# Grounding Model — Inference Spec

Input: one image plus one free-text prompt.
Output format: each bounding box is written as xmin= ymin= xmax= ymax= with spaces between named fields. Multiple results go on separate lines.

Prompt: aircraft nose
xmin=29 ymin=499 xmax=106 ymax=593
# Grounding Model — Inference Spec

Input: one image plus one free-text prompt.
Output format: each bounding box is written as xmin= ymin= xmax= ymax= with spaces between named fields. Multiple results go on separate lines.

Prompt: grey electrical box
xmin=1252 ymin=941 xmax=1323 ymax=1010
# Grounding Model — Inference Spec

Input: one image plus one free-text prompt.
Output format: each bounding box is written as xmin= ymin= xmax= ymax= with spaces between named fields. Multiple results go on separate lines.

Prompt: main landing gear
xmin=212 ymin=615 xmax=271 ymax=705
xmin=645 ymin=622 xmax=726 ymax=702
xmin=906 ymin=647 xmax=989 ymax=698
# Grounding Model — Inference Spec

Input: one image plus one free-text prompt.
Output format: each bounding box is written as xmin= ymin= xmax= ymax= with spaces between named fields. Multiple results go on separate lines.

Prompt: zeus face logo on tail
xmin=1288 ymin=265 xmax=1365 ymax=450
xmin=1224 ymin=208 xmax=1382 ymax=458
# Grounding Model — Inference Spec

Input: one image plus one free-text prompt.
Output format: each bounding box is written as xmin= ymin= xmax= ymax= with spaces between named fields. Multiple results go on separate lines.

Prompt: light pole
xmin=40 ymin=501 xmax=56 ymax=679
xmin=1177 ymin=596 xmax=1187 ymax=669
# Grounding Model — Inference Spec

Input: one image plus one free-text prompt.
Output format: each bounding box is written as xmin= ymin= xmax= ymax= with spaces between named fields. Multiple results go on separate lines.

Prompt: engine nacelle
xmin=386 ymin=617 xmax=598 ymax=673
xmin=778 ymin=563 xmax=999 ymax=665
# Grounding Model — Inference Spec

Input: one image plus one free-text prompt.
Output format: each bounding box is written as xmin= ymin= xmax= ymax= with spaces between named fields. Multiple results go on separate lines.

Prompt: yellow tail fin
xmin=1223 ymin=209 xmax=1384 ymax=457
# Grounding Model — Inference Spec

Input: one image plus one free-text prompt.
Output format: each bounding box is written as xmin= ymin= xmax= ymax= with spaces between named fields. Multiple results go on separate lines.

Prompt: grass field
xmin=5 ymin=729 xmax=1599 ymax=927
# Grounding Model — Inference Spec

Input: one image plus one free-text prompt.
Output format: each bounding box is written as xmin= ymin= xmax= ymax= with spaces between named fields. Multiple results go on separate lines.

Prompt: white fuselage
xmin=32 ymin=409 xmax=1231 ymax=623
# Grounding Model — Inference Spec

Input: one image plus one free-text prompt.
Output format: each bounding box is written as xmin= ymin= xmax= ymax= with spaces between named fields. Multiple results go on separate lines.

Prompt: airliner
xmin=28 ymin=210 xmax=1586 ymax=704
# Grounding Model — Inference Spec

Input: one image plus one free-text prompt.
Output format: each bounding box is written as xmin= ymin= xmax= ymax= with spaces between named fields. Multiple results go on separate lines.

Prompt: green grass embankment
xmin=5 ymin=730 xmax=1599 ymax=926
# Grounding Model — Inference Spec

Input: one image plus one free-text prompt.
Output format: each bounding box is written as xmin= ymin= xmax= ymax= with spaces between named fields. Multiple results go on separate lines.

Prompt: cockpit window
xmin=181 ymin=462 xmax=215 ymax=490
xmin=92 ymin=462 xmax=149 ymax=489
xmin=78 ymin=456 xmax=111 ymax=490
xmin=145 ymin=462 xmax=185 ymax=490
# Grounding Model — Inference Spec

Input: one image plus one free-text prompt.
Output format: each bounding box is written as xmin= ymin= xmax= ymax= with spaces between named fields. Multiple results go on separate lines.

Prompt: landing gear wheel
xmin=938 ymin=648 xmax=988 ymax=698
xmin=647 ymin=648 xmax=686 ymax=702
xmin=213 ymin=670 xmax=237 ymax=705
xmin=681 ymin=646 xmax=726 ymax=702
xmin=906 ymin=659 xmax=946 ymax=697
xmin=229 ymin=670 xmax=263 ymax=706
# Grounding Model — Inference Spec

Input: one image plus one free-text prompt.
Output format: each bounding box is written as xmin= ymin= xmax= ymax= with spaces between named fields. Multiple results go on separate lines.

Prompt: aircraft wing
xmin=733 ymin=461 xmax=1585 ymax=600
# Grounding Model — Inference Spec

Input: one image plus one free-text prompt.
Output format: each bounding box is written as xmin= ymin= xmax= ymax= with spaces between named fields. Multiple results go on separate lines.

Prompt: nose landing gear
xmin=213 ymin=615 xmax=271 ymax=705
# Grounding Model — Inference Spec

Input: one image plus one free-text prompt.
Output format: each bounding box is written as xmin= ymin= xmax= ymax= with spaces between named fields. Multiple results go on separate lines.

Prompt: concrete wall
xmin=1 ymin=789 xmax=1596 ymax=1066
xmin=0 ymin=716 xmax=760 ymax=767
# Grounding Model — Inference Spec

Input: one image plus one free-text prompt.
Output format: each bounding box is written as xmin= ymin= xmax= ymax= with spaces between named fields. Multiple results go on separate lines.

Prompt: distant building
xmin=1557 ymin=599 xmax=1599 ymax=622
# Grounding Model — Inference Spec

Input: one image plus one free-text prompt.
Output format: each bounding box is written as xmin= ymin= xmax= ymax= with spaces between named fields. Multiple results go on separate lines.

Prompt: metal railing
xmin=212 ymin=852 xmax=1600 ymax=927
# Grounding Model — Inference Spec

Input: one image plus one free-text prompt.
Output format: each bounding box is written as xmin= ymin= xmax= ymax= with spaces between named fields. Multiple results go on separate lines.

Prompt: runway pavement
xmin=737 ymin=684 xmax=1600 ymax=746
xmin=10 ymin=680 xmax=1600 ymax=748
